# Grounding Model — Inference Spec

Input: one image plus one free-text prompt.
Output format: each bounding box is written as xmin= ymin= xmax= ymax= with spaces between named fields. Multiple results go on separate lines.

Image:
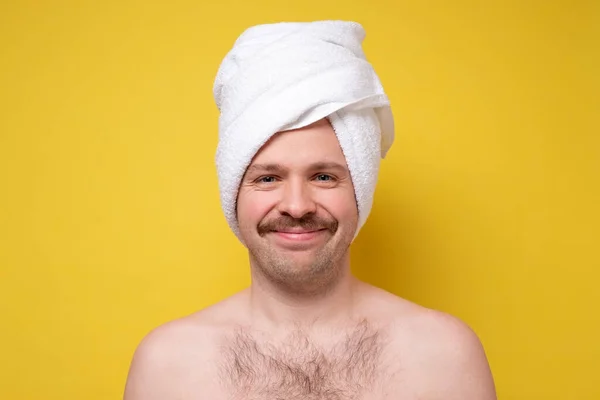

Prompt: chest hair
xmin=218 ymin=320 xmax=386 ymax=400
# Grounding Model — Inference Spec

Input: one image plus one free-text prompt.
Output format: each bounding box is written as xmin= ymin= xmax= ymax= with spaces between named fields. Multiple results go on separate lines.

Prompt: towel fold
xmin=213 ymin=20 xmax=395 ymax=241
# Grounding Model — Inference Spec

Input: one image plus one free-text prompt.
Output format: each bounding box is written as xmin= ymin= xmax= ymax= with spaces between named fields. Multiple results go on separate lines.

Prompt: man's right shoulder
xmin=123 ymin=296 xmax=244 ymax=399
xmin=131 ymin=313 xmax=218 ymax=364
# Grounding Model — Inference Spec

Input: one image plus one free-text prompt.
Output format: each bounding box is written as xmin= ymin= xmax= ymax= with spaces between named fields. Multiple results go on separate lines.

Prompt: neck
xmin=247 ymin=253 xmax=362 ymax=329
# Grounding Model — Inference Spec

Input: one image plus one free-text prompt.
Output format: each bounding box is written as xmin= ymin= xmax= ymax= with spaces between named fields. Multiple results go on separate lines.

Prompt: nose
xmin=276 ymin=178 xmax=317 ymax=218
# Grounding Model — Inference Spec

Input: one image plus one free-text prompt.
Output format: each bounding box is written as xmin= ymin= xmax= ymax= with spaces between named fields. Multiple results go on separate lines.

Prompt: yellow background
xmin=1 ymin=1 xmax=598 ymax=399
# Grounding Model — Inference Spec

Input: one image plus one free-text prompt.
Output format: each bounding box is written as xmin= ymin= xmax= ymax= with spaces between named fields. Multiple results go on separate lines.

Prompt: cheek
xmin=237 ymin=190 xmax=279 ymax=229
xmin=318 ymin=189 xmax=358 ymax=221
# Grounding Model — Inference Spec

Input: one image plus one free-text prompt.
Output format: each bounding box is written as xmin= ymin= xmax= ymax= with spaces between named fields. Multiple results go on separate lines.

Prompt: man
xmin=124 ymin=21 xmax=496 ymax=399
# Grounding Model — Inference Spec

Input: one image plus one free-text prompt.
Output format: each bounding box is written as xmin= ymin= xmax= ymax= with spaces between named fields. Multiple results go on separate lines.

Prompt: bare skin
xmin=124 ymin=119 xmax=497 ymax=399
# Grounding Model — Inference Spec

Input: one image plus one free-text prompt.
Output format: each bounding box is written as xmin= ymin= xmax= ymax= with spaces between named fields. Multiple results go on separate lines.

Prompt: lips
xmin=271 ymin=229 xmax=327 ymax=242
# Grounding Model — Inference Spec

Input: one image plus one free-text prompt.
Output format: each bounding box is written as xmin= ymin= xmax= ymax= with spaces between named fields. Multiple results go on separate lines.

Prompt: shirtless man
xmin=124 ymin=21 xmax=496 ymax=400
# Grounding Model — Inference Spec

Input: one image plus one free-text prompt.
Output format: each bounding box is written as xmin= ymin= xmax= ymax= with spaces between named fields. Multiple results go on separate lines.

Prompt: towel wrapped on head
xmin=213 ymin=20 xmax=395 ymax=241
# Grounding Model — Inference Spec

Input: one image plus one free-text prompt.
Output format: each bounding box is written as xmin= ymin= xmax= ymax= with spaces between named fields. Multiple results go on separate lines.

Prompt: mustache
xmin=257 ymin=214 xmax=338 ymax=236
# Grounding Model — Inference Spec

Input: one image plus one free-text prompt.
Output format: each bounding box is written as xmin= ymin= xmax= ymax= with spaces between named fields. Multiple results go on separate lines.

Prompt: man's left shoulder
xmin=407 ymin=308 xmax=489 ymax=359
xmin=367 ymin=289 xmax=497 ymax=399
xmin=402 ymin=308 xmax=496 ymax=398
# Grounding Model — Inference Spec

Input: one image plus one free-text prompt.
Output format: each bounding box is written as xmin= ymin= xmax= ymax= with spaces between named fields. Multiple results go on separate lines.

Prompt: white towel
xmin=213 ymin=20 xmax=395 ymax=242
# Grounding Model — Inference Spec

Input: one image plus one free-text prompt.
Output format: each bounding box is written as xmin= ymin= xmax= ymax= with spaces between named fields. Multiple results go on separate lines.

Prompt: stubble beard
xmin=249 ymin=232 xmax=352 ymax=297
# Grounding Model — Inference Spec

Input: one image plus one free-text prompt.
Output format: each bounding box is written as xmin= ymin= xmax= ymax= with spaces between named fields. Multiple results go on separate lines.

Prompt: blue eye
xmin=315 ymin=174 xmax=332 ymax=181
xmin=258 ymin=176 xmax=276 ymax=183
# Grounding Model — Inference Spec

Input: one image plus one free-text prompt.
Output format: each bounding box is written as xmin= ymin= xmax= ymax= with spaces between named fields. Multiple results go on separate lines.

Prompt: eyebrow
xmin=246 ymin=162 xmax=348 ymax=174
xmin=246 ymin=163 xmax=286 ymax=173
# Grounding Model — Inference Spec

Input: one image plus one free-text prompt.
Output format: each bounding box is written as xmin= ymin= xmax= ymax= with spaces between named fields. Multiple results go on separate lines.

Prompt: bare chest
xmin=211 ymin=323 xmax=399 ymax=400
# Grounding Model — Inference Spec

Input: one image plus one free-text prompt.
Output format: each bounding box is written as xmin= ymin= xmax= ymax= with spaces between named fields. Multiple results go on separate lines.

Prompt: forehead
xmin=251 ymin=119 xmax=347 ymax=166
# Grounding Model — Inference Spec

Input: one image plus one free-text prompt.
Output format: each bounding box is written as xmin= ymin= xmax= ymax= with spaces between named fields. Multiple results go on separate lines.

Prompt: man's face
xmin=236 ymin=119 xmax=358 ymax=293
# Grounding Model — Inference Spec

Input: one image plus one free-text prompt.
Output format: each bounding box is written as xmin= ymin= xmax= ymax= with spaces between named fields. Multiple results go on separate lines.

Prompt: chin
xmin=285 ymin=252 xmax=321 ymax=268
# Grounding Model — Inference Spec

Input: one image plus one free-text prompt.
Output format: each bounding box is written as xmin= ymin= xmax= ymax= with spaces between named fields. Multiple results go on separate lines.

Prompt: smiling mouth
xmin=271 ymin=229 xmax=327 ymax=241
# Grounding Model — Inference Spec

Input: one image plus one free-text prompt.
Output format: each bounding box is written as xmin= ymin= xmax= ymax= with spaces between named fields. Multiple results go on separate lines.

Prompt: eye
xmin=315 ymin=174 xmax=334 ymax=181
xmin=256 ymin=176 xmax=277 ymax=183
